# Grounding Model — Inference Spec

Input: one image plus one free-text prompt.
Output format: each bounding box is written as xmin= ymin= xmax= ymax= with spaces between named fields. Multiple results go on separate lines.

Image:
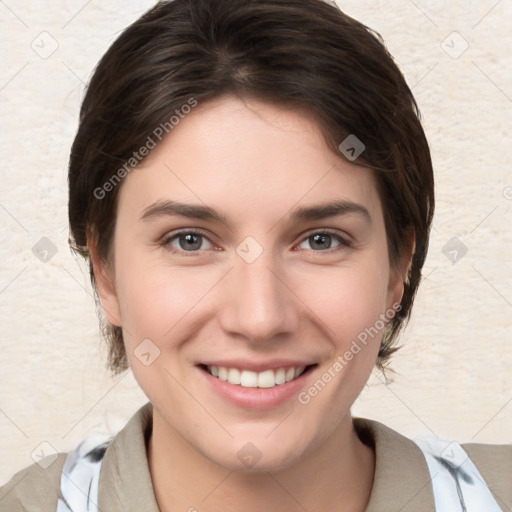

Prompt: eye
xmin=296 ymin=230 xmax=351 ymax=252
xmin=162 ymin=230 xmax=214 ymax=253
xmin=160 ymin=228 xmax=351 ymax=255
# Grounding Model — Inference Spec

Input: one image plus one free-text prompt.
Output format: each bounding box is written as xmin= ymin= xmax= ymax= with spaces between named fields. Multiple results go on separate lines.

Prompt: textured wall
xmin=1 ymin=0 xmax=511 ymax=484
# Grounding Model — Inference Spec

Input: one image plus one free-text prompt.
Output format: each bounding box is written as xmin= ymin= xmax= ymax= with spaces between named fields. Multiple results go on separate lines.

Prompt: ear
xmin=387 ymin=227 xmax=416 ymax=308
xmin=87 ymin=229 xmax=122 ymax=327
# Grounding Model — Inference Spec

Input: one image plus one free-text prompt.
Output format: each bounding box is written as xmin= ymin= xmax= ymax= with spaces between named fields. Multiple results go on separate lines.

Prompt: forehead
xmin=115 ymin=95 xmax=383 ymax=228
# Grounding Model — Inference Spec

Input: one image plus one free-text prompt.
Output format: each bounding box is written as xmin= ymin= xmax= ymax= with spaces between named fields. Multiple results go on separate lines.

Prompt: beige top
xmin=1 ymin=402 xmax=511 ymax=511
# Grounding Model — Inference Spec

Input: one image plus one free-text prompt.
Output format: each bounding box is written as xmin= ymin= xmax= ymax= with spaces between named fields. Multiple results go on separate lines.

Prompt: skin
xmin=90 ymin=95 xmax=414 ymax=512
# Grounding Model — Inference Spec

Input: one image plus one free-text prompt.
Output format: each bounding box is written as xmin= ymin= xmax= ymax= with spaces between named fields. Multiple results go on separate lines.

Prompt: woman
xmin=1 ymin=0 xmax=510 ymax=511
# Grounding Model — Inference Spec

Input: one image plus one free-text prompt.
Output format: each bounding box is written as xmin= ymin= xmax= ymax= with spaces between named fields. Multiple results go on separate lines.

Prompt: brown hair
xmin=68 ymin=0 xmax=434 ymax=375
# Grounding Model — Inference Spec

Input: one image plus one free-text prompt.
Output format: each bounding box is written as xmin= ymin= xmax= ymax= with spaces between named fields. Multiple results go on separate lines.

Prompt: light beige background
xmin=1 ymin=0 xmax=511 ymax=484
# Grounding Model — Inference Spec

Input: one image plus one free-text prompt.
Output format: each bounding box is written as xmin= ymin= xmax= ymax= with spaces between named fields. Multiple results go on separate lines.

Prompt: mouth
xmin=198 ymin=363 xmax=317 ymax=389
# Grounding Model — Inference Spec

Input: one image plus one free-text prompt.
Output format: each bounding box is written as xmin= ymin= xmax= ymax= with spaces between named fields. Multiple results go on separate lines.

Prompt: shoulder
xmin=462 ymin=440 xmax=512 ymax=508
xmin=352 ymin=417 xmax=437 ymax=511
xmin=0 ymin=402 xmax=154 ymax=512
xmin=353 ymin=417 xmax=512 ymax=511
xmin=462 ymin=440 xmax=512 ymax=471
xmin=0 ymin=453 xmax=67 ymax=512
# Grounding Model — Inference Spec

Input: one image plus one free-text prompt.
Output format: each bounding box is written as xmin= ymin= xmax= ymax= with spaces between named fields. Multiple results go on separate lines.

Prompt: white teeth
xmin=240 ymin=370 xmax=258 ymax=387
xmin=228 ymin=368 xmax=241 ymax=385
xmin=275 ymin=368 xmax=286 ymax=385
xmin=218 ymin=366 xmax=228 ymax=381
xmin=206 ymin=365 xmax=308 ymax=388
xmin=257 ymin=369 xmax=276 ymax=388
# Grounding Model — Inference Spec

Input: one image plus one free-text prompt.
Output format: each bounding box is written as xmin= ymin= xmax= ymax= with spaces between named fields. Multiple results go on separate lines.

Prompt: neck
xmin=148 ymin=412 xmax=375 ymax=512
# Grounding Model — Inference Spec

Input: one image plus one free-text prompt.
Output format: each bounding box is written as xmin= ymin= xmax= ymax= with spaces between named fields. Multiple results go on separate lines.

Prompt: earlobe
xmin=87 ymin=229 xmax=122 ymax=327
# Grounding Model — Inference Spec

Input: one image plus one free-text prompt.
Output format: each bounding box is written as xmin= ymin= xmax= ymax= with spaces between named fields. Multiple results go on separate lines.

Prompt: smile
xmin=197 ymin=362 xmax=318 ymax=409
xmin=205 ymin=365 xmax=311 ymax=388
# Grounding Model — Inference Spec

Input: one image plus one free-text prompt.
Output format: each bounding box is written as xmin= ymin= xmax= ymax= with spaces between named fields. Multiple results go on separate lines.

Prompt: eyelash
xmin=160 ymin=228 xmax=352 ymax=256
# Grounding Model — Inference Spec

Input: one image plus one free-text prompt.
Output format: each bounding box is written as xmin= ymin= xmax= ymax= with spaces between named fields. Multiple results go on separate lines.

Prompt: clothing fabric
xmin=56 ymin=433 xmax=111 ymax=512
xmin=51 ymin=430 xmax=506 ymax=512
xmin=1 ymin=402 xmax=511 ymax=512
xmin=414 ymin=437 xmax=505 ymax=511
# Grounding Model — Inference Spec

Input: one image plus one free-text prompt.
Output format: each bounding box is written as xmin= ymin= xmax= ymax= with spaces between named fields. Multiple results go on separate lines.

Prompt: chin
xmin=215 ymin=448 xmax=306 ymax=474
xmin=199 ymin=431 xmax=315 ymax=474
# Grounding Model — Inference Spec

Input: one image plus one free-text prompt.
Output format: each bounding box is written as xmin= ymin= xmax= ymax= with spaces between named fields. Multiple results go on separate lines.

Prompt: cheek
xmin=294 ymin=259 xmax=390 ymax=342
xmin=299 ymin=265 xmax=390 ymax=399
xmin=113 ymin=250 xmax=221 ymax=346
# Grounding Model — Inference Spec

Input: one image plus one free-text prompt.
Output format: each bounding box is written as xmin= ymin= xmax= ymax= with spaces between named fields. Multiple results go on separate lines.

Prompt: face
xmin=93 ymin=95 xmax=408 ymax=472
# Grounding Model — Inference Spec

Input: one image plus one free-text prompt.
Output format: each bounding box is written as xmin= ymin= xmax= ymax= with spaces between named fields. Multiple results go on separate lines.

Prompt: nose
xmin=217 ymin=247 xmax=301 ymax=345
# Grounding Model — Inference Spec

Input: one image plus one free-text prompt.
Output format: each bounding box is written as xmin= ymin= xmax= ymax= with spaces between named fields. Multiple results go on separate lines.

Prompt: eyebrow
xmin=139 ymin=199 xmax=371 ymax=225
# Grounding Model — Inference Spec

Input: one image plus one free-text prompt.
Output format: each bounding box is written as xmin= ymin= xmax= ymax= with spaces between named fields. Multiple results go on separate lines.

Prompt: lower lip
xmin=197 ymin=366 xmax=313 ymax=410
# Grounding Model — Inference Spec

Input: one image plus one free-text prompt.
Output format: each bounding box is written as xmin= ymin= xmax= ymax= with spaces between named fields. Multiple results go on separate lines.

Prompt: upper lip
xmin=198 ymin=359 xmax=317 ymax=373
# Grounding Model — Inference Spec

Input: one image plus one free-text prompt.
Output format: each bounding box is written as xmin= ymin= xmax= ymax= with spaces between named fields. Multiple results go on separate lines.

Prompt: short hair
xmin=68 ymin=0 xmax=435 ymax=375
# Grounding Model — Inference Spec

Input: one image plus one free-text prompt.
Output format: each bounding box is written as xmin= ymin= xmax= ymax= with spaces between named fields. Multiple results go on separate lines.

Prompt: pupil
xmin=181 ymin=233 xmax=201 ymax=251
xmin=178 ymin=234 xmax=332 ymax=251
xmin=312 ymin=234 xmax=330 ymax=250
